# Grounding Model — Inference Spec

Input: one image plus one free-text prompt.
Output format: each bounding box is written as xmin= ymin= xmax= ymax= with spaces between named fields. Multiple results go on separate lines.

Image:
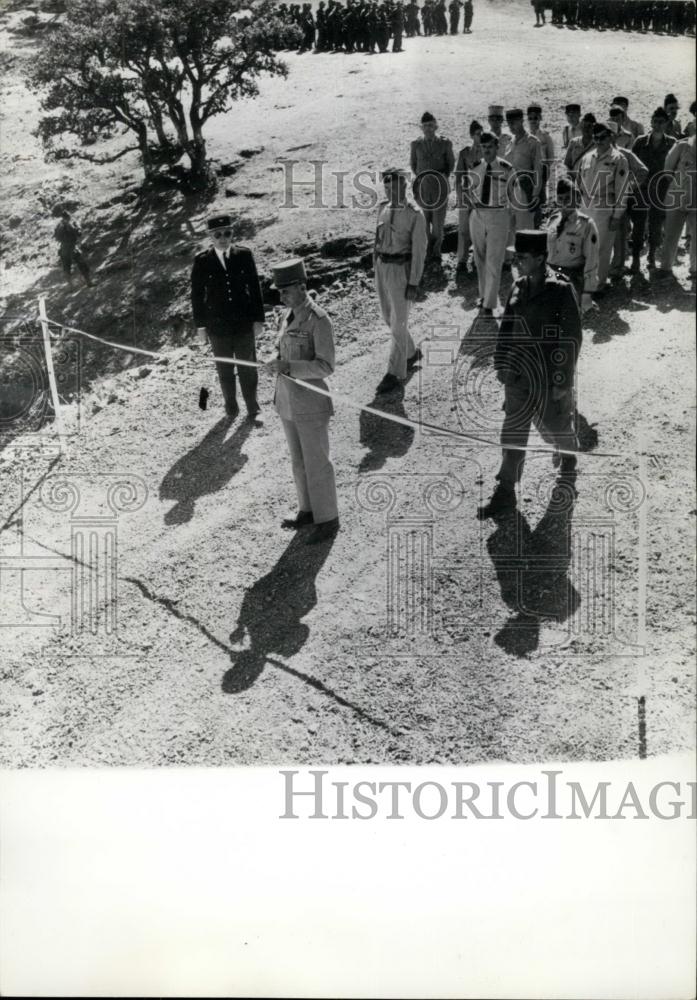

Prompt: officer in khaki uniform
xmin=265 ymin=258 xmax=339 ymax=544
xmin=544 ymin=177 xmax=599 ymax=313
xmin=374 ymin=166 xmax=428 ymax=393
xmin=409 ymin=111 xmax=455 ymax=262
xmin=502 ymin=108 xmax=543 ymax=232
xmin=467 ymin=132 xmax=515 ymax=314
xmin=578 ymin=120 xmax=630 ymax=291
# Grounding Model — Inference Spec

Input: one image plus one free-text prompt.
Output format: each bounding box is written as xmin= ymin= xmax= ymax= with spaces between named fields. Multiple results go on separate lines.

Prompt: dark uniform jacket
xmin=496 ymin=268 xmax=582 ymax=391
xmin=191 ymin=245 xmax=265 ymax=330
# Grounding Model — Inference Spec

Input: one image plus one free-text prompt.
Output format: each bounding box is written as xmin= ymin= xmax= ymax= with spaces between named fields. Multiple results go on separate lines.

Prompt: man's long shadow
xmin=224 ymin=532 xmax=334 ymax=693
xmin=160 ymin=417 xmax=251 ymax=525
xmin=486 ymin=477 xmax=580 ymax=657
xmin=359 ymin=381 xmax=415 ymax=472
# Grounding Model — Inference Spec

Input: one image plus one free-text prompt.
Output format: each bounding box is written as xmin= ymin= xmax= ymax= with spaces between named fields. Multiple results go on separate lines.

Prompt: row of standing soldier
xmin=533 ymin=0 xmax=696 ymax=33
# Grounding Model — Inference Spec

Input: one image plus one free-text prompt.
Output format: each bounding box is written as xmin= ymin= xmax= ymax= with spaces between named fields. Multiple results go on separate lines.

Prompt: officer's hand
xmin=405 ymin=284 xmax=418 ymax=301
xmin=264 ymin=358 xmax=291 ymax=375
xmin=253 ymin=321 xmax=264 ymax=337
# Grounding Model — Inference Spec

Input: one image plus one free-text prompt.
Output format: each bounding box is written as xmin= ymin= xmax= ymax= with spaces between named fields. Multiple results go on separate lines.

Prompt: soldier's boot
xmin=647 ymin=246 xmax=657 ymax=269
xmin=477 ymin=482 xmax=516 ymax=520
xmin=629 ymin=252 xmax=641 ymax=274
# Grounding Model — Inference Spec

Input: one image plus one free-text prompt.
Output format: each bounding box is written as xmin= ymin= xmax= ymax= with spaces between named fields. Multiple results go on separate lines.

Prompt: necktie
xmin=482 ymin=163 xmax=492 ymax=205
xmin=286 ymin=310 xmax=295 ymax=326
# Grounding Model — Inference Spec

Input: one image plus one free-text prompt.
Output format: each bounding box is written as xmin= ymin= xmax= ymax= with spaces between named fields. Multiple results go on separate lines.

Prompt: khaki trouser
xmin=420 ymin=203 xmax=448 ymax=258
xmin=375 ymin=259 xmax=416 ymax=379
xmin=281 ymin=417 xmax=338 ymax=523
xmin=583 ymin=205 xmax=615 ymax=286
xmin=659 ymin=206 xmax=697 ymax=273
xmin=470 ymin=207 xmax=510 ymax=309
xmin=457 ymin=206 xmax=471 ymax=263
xmin=497 ymin=380 xmax=577 ymax=485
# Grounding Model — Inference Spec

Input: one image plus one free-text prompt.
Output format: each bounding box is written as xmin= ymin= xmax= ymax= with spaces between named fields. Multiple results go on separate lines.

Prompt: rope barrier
xmin=42 ymin=310 xmax=621 ymax=458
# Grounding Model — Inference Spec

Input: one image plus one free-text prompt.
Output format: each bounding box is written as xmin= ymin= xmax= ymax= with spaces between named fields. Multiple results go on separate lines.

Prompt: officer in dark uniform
xmin=478 ymin=230 xmax=582 ymax=519
xmin=191 ymin=213 xmax=265 ymax=421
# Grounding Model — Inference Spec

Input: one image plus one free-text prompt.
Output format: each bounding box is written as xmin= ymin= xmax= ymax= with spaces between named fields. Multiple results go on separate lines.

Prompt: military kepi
xmin=513 ymin=229 xmax=548 ymax=254
xmin=207 ymin=213 xmax=232 ymax=231
xmin=272 ymin=257 xmax=307 ymax=288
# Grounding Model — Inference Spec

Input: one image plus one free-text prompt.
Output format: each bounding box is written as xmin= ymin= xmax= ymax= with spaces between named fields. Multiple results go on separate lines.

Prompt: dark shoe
xmin=376 ymin=373 xmax=401 ymax=394
xmin=629 ymin=254 xmax=641 ymax=274
xmin=407 ymin=348 xmax=423 ymax=369
xmin=652 ymin=268 xmax=673 ymax=281
xmin=477 ymin=483 xmax=516 ymax=520
xmin=479 ymin=306 xmax=493 ymax=317
xmin=225 ymin=403 xmax=240 ymax=419
xmin=560 ymin=454 xmax=577 ymax=473
xmin=246 ymin=407 xmax=262 ymax=425
xmin=305 ymin=517 xmax=339 ymax=544
xmin=282 ymin=510 xmax=314 ymax=530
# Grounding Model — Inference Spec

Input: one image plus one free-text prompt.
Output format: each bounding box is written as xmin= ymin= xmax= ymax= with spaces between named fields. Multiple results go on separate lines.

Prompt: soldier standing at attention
xmin=265 ymin=258 xmax=339 ymax=544
xmin=487 ymin=104 xmax=511 ymax=148
xmin=564 ymin=112 xmax=597 ymax=179
xmin=191 ymin=213 xmax=264 ymax=421
xmin=544 ymin=177 xmax=600 ymax=312
xmin=463 ymin=0 xmax=473 ymax=30
xmin=612 ymin=96 xmax=645 ymax=140
xmin=503 ymin=108 xmax=543 ymax=232
xmin=410 ymin=111 xmax=455 ymax=264
xmin=454 ymin=120 xmax=484 ymax=274
xmin=654 ymin=132 xmax=696 ymax=280
xmin=526 ymin=104 xmax=555 ymax=211
xmin=577 ymin=120 xmax=630 ymax=294
xmin=373 ymin=166 xmax=428 ymax=394
xmin=664 ymin=93 xmax=685 ymax=140
xmin=562 ymin=103 xmax=583 ymax=148
xmin=478 ymin=230 xmax=582 ymax=519
xmin=630 ymin=107 xmax=675 ymax=272
xmin=467 ymin=132 xmax=515 ymax=315
xmin=449 ymin=0 xmax=462 ymax=32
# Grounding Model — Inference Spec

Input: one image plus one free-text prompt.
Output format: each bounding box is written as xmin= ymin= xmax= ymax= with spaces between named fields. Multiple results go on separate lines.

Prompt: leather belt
xmin=377 ymin=252 xmax=412 ymax=263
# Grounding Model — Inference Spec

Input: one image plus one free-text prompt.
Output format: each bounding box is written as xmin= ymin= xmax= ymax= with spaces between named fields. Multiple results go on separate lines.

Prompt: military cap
xmin=613 ymin=96 xmax=629 ymax=108
xmin=609 ymin=105 xmax=625 ymax=117
xmin=271 ymin=258 xmax=307 ymax=288
xmin=564 ymin=103 xmax=581 ymax=114
xmin=526 ymin=104 xmax=543 ymax=115
xmin=479 ymin=131 xmax=498 ymax=145
xmin=651 ymin=106 xmax=669 ymax=120
xmin=508 ymin=229 xmax=548 ymax=255
xmin=380 ymin=165 xmax=408 ymax=179
xmin=505 ymin=108 xmax=524 ymax=120
xmin=663 ymin=93 xmax=679 ymax=108
xmin=207 ymin=213 xmax=233 ymax=230
xmin=487 ymin=104 xmax=504 ymax=117
xmin=469 ymin=119 xmax=483 ymax=136
xmin=581 ymin=112 xmax=597 ymax=124
xmin=593 ymin=120 xmax=618 ymax=136
xmin=421 ymin=111 xmax=436 ymax=123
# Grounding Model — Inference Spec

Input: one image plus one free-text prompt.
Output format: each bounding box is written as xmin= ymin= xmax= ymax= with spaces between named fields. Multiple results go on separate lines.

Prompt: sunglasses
xmin=212 ymin=229 xmax=233 ymax=238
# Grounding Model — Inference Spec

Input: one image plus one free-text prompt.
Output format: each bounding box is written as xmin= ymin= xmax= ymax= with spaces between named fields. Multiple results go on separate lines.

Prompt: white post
xmin=38 ymin=296 xmax=67 ymax=455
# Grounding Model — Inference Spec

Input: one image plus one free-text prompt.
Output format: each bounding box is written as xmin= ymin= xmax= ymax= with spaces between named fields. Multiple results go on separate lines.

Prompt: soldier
xmin=487 ymin=104 xmax=511 ymax=147
xmin=611 ymin=96 xmax=645 ymax=140
xmin=563 ymin=112 xmax=597 ymax=180
xmin=422 ymin=0 xmax=433 ymax=33
xmin=406 ymin=0 xmax=421 ymax=33
xmin=664 ymin=92 xmax=684 ymax=139
xmin=373 ymin=166 xmax=428 ymax=393
xmin=478 ymin=230 xmax=582 ymax=519
xmin=435 ymin=0 xmax=448 ymax=32
xmin=463 ymin=0 xmax=473 ymax=30
xmin=449 ymin=0 xmax=462 ymax=32
xmin=191 ymin=213 xmax=264 ymax=421
xmin=655 ymin=132 xmax=696 ymax=279
xmin=532 ymin=0 xmax=547 ymax=25
xmin=607 ymin=120 xmax=648 ymax=278
xmin=53 ymin=210 xmax=92 ymax=286
xmin=578 ymin=120 xmax=631 ymax=293
xmin=503 ymin=108 xmax=543 ymax=232
xmin=391 ymin=2 xmax=405 ymax=49
xmin=265 ymin=258 xmax=339 ymax=544
xmin=609 ymin=104 xmax=634 ymax=149
xmin=299 ymin=3 xmax=315 ymax=51
xmin=410 ymin=111 xmax=455 ymax=264
xmin=467 ymin=131 xmax=515 ymax=315
xmin=454 ymin=120 xmax=484 ymax=274
xmin=526 ymin=104 xmax=555 ymax=210
xmin=629 ymin=107 xmax=675 ymax=272
xmin=544 ymin=176 xmax=600 ymax=312
xmin=562 ymin=103 xmax=583 ymax=148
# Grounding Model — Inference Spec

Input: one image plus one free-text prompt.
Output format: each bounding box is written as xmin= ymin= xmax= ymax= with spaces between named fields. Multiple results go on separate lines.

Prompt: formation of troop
xmin=272 ymin=0 xmax=475 ymax=53
xmin=532 ymin=0 xmax=696 ymax=33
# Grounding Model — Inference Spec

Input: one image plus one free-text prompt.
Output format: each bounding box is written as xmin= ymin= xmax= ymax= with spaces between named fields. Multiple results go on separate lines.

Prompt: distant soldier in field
xmin=449 ymin=0 xmax=462 ymax=32
xmin=54 ymin=210 xmax=92 ymax=286
xmin=463 ymin=0 xmax=473 ymax=30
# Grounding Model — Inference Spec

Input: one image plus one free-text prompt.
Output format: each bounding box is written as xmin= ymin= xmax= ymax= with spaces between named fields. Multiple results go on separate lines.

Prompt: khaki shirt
xmin=564 ymin=135 xmax=595 ymax=176
xmin=467 ymin=157 xmax=514 ymax=209
xmin=578 ymin=145 xmax=630 ymax=215
xmin=626 ymin=116 xmax=645 ymax=140
xmin=562 ymin=123 xmax=583 ymax=149
xmin=274 ymin=295 xmax=335 ymax=422
xmin=664 ymin=136 xmax=696 ymax=210
xmin=530 ymin=127 xmax=555 ymax=167
xmin=454 ymin=143 xmax=482 ymax=206
xmin=410 ymin=135 xmax=455 ymax=207
xmin=500 ymin=131 xmax=543 ymax=197
xmin=545 ymin=209 xmax=600 ymax=293
xmin=374 ymin=199 xmax=428 ymax=285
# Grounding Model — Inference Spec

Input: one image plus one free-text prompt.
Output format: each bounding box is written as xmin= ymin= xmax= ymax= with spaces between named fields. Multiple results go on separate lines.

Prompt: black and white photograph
xmin=0 ymin=0 xmax=695 ymax=994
